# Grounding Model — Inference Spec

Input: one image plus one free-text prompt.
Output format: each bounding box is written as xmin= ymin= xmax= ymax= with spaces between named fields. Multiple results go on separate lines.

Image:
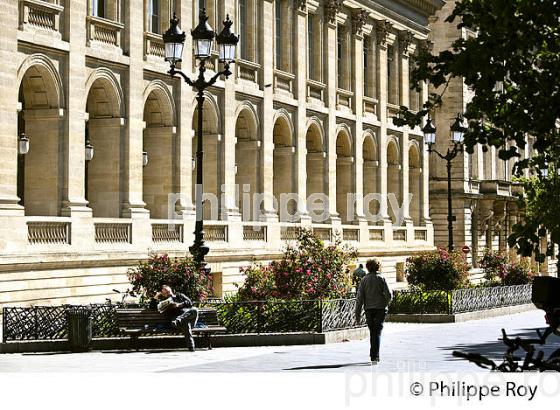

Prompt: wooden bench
xmin=116 ymin=307 xmax=226 ymax=350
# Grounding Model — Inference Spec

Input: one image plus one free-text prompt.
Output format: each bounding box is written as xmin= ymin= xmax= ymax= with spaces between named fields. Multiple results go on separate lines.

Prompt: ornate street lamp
xmin=85 ymin=138 xmax=94 ymax=162
xmin=85 ymin=132 xmax=94 ymax=201
xmin=163 ymin=10 xmax=238 ymax=270
xmin=18 ymin=132 xmax=30 ymax=155
xmin=17 ymin=132 xmax=29 ymax=206
xmin=423 ymin=114 xmax=466 ymax=251
xmin=142 ymin=150 xmax=149 ymax=167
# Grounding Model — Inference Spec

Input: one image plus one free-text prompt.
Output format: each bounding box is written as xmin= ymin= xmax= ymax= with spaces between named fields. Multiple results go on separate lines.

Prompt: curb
xmin=0 ymin=326 xmax=369 ymax=354
xmin=387 ymin=304 xmax=536 ymax=323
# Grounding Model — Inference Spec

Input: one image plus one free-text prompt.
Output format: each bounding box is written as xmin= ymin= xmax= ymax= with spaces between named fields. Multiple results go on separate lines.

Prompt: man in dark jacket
xmin=156 ymin=285 xmax=198 ymax=351
xmin=355 ymin=259 xmax=392 ymax=364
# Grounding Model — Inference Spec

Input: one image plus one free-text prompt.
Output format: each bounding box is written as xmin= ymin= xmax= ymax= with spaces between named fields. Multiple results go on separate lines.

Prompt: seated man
xmin=155 ymin=285 xmax=198 ymax=351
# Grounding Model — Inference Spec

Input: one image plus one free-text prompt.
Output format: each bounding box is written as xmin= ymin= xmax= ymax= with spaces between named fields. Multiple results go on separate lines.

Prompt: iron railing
xmin=2 ymin=304 xmax=118 ymax=342
xmin=451 ymin=284 xmax=532 ymax=314
xmin=1 ymin=284 xmax=533 ymax=342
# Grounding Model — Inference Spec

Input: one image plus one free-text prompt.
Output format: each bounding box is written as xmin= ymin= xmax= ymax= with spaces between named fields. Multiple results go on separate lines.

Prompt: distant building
xmin=428 ymin=0 xmax=557 ymax=276
xmin=0 ymin=0 xmax=442 ymax=307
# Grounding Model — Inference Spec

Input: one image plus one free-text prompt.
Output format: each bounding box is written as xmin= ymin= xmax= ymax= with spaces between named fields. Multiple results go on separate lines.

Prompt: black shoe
xmin=188 ymin=346 xmax=196 ymax=352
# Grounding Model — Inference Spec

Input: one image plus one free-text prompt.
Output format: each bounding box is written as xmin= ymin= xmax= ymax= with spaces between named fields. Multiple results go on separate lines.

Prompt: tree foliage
xmin=395 ymin=0 xmax=560 ymax=262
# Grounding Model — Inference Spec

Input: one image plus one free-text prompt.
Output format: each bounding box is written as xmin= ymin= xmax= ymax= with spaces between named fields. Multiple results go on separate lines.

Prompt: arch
xmin=362 ymin=131 xmax=378 ymax=161
xmin=387 ymin=137 xmax=400 ymax=165
xmin=234 ymin=102 xmax=260 ymax=141
xmin=85 ymin=68 xmax=125 ymax=118
xmin=306 ymin=118 xmax=324 ymax=152
xmin=142 ymin=84 xmax=176 ymax=218
xmin=408 ymin=142 xmax=423 ymax=225
xmin=336 ymin=127 xmax=353 ymax=158
xmin=408 ymin=141 xmax=421 ymax=168
xmin=142 ymin=80 xmax=176 ymax=127
xmin=306 ymin=118 xmax=326 ymax=218
xmin=235 ymin=104 xmax=262 ymax=220
xmin=273 ymin=110 xmax=294 ymax=146
xmin=17 ymin=54 xmax=65 ymax=110
xmin=273 ymin=110 xmax=296 ymax=217
xmin=17 ymin=57 xmax=65 ymax=216
xmin=192 ymin=92 xmax=222 ymax=220
xmin=191 ymin=91 xmax=221 ymax=135
xmin=362 ymin=131 xmax=380 ymax=223
xmin=336 ymin=127 xmax=354 ymax=223
xmin=387 ymin=137 xmax=402 ymax=223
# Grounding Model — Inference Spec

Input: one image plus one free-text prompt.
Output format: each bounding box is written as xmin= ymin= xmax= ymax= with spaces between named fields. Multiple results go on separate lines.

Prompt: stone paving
xmin=0 ymin=310 xmax=558 ymax=373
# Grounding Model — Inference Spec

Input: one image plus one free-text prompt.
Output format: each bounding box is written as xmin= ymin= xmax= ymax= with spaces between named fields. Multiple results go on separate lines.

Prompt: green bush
xmin=236 ymin=229 xmax=357 ymax=300
xmin=388 ymin=289 xmax=450 ymax=314
xmin=405 ymin=248 xmax=470 ymax=291
xmin=127 ymin=254 xmax=213 ymax=302
xmin=206 ymin=294 xmax=320 ymax=333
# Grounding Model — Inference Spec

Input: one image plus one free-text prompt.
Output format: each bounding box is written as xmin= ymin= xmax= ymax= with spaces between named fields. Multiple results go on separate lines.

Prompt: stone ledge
xmin=387 ymin=303 xmax=536 ymax=323
xmin=0 ymin=327 xmax=369 ymax=353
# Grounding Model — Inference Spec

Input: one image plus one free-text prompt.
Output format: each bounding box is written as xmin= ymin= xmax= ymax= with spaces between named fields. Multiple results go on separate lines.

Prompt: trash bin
xmin=67 ymin=306 xmax=92 ymax=353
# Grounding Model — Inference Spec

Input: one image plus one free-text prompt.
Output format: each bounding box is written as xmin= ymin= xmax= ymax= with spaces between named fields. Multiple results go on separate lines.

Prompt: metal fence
xmin=450 ymin=284 xmax=532 ymax=314
xmin=2 ymin=304 xmax=118 ymax=342
xmin=202 ymin=299 xmax=321 ymax=334
xmin=1 ymin=284 xmax=534 ymax=342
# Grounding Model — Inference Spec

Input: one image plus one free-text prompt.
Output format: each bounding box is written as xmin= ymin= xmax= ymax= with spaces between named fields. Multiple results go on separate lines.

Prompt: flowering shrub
xmin=479 ymin=250 xmax=508 ymax=284
xmin=405 ymin=248 xmax=470 ymax=291
xmin=503 ymin=260 xmax=534 ymax=285
xmin=479 ymin=250 xmax=533 ymax=286
xmin=236 ymin=229 xmax=357 ymax=300
xmin=127 ymin=254 xmax=213 ymax=301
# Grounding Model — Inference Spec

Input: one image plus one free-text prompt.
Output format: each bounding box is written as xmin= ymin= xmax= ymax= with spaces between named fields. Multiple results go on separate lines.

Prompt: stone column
xmin=0 ymin=0 xmax=26 ymax=252
xmin=352 ymin=10 xmax=365 ymax=227
xmin=122 ymin=0 xmax=148 ymax=218
xmin=295 ymin=2 xmax=311 ymax=223
xmin=260 ymin=0 xmax=277 ymax=222
xmin=62 ymin=0 xmax=90 ymax=218
xmin=398 ymin=32 xmax=413 ymax=242
xmin=173 ymin=1 xmax=195 ymax=248
xmin=122 ymin=0 xmax=149 ymax=250
xmin=375 ymin=20 xmax=392 ymax=238
xmin=325 ymin=5 xmax=340 ymax=223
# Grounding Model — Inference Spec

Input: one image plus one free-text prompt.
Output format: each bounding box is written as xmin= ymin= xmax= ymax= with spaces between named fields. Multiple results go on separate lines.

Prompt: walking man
xmin=156 ymin=285 xmax=198 ymax=351
xmin=352 ymin=264 xmax=366 ymax=289
xmin=355 ymin=259 xmax=392 ymax=364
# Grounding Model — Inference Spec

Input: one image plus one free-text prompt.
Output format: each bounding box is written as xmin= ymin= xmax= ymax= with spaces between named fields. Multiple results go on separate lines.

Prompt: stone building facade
xmin=428 ymin=0 xmax=557 ymax=276
xmin=0 ymin=0 xmax=442 ymax=307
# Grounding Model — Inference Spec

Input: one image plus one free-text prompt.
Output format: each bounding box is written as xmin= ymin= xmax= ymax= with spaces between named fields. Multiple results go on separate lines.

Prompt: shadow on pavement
xmin=284 ymin=362 xmax=371 ymax=370
xmin=440 ymin=327 xmax=560 ymax=361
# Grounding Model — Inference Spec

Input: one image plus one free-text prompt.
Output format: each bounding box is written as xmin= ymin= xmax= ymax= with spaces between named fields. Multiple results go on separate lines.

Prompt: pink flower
xmin=306 ymin=270 xmax=312 ymax=276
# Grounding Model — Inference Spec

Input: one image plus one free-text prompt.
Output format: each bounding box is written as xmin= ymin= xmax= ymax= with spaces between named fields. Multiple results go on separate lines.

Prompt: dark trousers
xmin=173 ymin=307 xmax=198 ymax=348
xmin=365 ymin=308 xmax=386 ymax=361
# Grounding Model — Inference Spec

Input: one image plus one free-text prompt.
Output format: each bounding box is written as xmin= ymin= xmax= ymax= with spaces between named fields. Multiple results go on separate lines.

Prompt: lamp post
xmin=163 ymin=10 xmax=238 ymax=269
xmin=17 ymin=132 xmax=29 ymax=206
xmin=423 ymin=115 xmax=467 ymax=251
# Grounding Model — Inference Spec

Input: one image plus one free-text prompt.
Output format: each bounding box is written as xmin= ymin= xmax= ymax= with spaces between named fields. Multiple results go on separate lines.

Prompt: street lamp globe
xmin=191 ymin=9 xmax=215 ymax=60
xmin=18 ymin=133 xmax=29 ymax=155
xmin=163 ymin=14 xmax=186 ymax=65
xmin=450 ymin=115 xmax=466 ymax=144
xmin=216 ymin=15 xmax=239 ymax=63
xmin=422 ymin=117 xmax=436 ymax=146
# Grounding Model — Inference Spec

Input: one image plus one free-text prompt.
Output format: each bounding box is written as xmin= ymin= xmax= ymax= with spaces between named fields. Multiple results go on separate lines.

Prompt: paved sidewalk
xmin=0 ymin=310 xmax=557 ymax=372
